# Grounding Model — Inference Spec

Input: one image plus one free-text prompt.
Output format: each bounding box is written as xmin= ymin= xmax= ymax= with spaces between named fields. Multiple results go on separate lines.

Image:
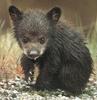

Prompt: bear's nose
xmin=30 ymin=50 xmax=38 ymax=55
xmin=28 ymin=49 xmax=39 ymax=59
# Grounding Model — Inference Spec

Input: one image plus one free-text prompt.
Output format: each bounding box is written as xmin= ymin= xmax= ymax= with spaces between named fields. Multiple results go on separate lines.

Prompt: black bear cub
xmin=9 ymin=5 xmax=93 ymax=95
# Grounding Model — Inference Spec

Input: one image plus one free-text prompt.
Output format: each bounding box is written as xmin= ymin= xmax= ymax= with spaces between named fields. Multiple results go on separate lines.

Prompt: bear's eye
xmin=22 ymin=37 xmax=29 ymax=44
xmin=39 ymin=37 xmax=45 ymax=44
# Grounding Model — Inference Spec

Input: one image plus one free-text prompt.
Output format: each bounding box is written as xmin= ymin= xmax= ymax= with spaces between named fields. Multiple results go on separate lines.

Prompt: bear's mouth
xmin=26 ymin=54 xmax=40 ymax=60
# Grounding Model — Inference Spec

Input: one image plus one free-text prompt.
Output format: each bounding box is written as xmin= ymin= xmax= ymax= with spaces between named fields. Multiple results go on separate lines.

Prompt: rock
xmin=11 ymin=93 xmax=17 ymax=98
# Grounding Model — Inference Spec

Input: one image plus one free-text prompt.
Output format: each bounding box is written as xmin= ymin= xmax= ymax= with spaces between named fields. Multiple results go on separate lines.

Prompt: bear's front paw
xmin=35 ymin=80 xmax=51 ymax=90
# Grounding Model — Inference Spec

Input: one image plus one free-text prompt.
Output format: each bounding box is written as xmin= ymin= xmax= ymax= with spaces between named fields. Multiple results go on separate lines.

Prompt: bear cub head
xmin=9 ymin=5 xmax=61 ymax=60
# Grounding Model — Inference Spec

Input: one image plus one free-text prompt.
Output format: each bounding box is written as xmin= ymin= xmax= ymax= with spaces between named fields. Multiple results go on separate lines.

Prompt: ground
xmin=0 ymin=77 xmax=97 ymax=100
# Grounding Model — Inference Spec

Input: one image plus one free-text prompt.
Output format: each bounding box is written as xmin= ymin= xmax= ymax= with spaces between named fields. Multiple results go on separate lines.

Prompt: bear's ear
xmin=47 ymin=7 xmax=61 ymax=23
xmin=9 ymin=5 xmax=23 ymax=21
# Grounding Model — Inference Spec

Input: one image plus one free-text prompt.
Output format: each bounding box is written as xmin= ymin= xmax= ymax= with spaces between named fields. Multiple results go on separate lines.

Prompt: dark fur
xmin=9 ymin=6 xmax=93 ymax=95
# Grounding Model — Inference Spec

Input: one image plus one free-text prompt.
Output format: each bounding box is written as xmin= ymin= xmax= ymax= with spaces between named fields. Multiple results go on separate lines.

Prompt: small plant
xmin=87 ymin=19 xmax=97 ymax=61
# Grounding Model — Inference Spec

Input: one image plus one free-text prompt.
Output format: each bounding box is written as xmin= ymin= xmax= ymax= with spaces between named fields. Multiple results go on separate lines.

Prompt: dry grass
xmin=87 ymin=19 xmax=97 ymax=79
xmin=0 ymin=27 xmax=23 ymax=80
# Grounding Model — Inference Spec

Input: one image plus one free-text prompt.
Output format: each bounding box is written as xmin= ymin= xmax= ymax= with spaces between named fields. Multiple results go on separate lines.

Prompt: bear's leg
xmin=20 ymin=54 xmax=34 ymax=82
xmin=35 ymin=66 xmax=55 ymax=90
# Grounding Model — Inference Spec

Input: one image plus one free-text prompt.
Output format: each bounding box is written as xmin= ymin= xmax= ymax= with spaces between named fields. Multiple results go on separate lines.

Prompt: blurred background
xmin=0 ymin=0 xmax=97 ymax=80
